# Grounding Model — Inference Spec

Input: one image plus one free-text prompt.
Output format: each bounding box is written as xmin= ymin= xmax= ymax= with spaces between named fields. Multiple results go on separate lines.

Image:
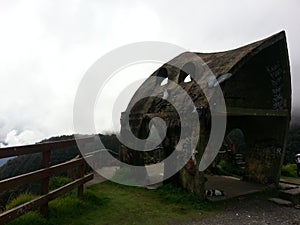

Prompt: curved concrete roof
xmin=196 ymin=31 xmax=287 ymax=77
xmin=124 ymin=31 xmax=290 ymax=121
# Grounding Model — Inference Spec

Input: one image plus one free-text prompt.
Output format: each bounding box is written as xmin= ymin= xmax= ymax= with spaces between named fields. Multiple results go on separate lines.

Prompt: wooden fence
xmin=0 ymin=138 xmax=95 ymax=225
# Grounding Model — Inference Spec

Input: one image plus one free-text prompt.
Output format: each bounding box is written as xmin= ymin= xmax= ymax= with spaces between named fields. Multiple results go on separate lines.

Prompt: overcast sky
xmin=0 ymin=0 xmax=299 ymax=146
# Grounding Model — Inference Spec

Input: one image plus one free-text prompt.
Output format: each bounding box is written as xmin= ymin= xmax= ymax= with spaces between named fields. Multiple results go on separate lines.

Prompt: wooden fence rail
xmin=0 ymin=138 xmax=95 ymax=225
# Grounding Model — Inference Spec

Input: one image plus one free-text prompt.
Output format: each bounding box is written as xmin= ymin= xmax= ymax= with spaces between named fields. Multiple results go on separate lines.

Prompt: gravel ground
xmin=173 ymin=197 xmax=300 ymax=225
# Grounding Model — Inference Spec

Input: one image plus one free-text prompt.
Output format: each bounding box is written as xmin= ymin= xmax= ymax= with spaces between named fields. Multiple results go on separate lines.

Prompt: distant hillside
xmin=0 ymin=159 xmax=8 ymax=167
xmin=0 ymin=142 xmax=9 ymax=166
xmin=0 ymin=133 xmax=120 ymax=210
xmin=0 ymin=134 xmax=120 ymax=179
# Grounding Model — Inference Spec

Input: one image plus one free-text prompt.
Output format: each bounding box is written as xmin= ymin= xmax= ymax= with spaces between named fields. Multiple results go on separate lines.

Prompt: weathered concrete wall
xmin=225 ymin=114 xmax=290 ymax=185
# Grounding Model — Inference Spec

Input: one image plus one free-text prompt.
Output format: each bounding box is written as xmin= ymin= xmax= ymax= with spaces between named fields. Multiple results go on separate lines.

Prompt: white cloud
xmin=94 ymin=62 xmax=162 ymax=133
xmin=4 ymin=129 xmax=44 ymax=146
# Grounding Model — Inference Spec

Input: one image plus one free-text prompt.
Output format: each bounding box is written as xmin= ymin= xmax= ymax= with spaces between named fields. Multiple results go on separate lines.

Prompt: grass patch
xmin=154 ymin=184 xmax=213 ymax=211
xmin=5 ymin=182 xmax=280 ymax=225
xmin=211 ymin=160 xmax=245 ymax=177
xmin=6 ymin=181 xmax=213 ymax=225
xmin=5 ymin=194 xmax=48 ymax=225
xmin=6 ymin=212 xmax=48 ymax=225
xmin=6 ymin=194 xmax=36 ymax=210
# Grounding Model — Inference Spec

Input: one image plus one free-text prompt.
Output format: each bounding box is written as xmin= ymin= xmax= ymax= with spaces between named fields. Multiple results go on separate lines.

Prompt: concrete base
xmin=205 ymin=175 xmax=267 ymax=201
xmin=280 ymin=188 xmax=300 ymax=204
xmin=269 ymin=197 xmax=293 ymax=206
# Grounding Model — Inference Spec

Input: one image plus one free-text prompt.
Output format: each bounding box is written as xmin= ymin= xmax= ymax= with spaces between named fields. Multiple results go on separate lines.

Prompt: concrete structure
xmin=119 ymin=31 xmax=291 ymax=199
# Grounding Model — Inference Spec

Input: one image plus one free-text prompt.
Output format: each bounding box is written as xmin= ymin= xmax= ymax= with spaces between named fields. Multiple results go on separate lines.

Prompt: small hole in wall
xmin=179 ymin=62 xmax=196 ymax=83
xmin=156 ymin=67 xmax=168 ymax=86
xmin=160 ymin=77 xmax=168 ymax=86
xmin=184 ymin=75 xmax=192 ymax=83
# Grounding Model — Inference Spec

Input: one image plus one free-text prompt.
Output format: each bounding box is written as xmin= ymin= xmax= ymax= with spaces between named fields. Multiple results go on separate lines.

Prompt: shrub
xmin=213 ymin=160 xmax=245 ymax=177
xmin=281 ymin=164 xmax=297 ymax=178
xmin=49 ymin=176 xmax=71 ymax=191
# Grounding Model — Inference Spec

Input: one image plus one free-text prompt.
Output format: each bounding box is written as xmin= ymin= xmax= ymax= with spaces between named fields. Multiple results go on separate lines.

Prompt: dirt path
xmin=174 ymin=197 xmax=300 ymax=225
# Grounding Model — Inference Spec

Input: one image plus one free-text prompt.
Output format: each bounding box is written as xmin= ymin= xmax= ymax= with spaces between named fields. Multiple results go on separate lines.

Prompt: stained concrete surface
xmin=205 ymin=175 xmax=267 ymax=201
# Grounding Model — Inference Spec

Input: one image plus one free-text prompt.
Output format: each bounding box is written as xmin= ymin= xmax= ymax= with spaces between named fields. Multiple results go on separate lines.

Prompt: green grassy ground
xmin=7 ymin=167 xmax=294 ymax=225
xmin=6 ymin=182 xmax=214 ymax=225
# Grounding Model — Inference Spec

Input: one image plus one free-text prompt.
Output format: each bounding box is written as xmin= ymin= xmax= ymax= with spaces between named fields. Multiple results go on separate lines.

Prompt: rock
xmin=280 ymin=187 xmax=300 ymax=204
xmin=281 ymin=187 xmax=300 ymax=195
xmin=269 ymin=198 xmax=293 ymax=206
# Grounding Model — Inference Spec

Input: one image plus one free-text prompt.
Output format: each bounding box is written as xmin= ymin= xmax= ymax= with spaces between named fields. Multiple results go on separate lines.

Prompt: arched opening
xmin=204 ymin=128 xmax=266 ymax=200
xmin=160 ymin=78 xmax=168 ymax=86
xmin=156 ymin=68 xmax=168 ymax=86
xmin=178 ymin=62 xmax=195 ymax=83
xmin=207 ymin=128 xmax=247 ymax=177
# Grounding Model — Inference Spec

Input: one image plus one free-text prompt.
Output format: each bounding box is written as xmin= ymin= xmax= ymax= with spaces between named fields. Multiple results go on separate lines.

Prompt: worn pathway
xmin=174 ymin=197 xmax=300 ymax=225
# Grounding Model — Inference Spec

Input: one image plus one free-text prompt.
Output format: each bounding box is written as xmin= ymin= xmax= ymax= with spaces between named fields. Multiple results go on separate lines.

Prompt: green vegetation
xmin=5 ymin=194 xmax=36 ymax=210
xmin=49 ymin=176 xmax=71 ymax=191
xmin=281 ymin=164 xmax=297 ymax=178
xmin=154 ymin=184 xmax=212 ymax=211
xmin=210 ymin=160 xmax=245 ymax=177
xmin=6 ymin=212 xmax=48 ymax=225
xmin=6 ymin=181 xmax=213 ymax=225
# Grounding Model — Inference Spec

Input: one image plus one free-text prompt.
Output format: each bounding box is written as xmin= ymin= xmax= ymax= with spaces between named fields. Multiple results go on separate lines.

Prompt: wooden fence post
xmin=0 ymin=138 xmax=95 ymax=224
xmin=40 ymin=149 xmax=50 ymax=218
xmin=77 ymin=154 xmax=84 ymax=198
